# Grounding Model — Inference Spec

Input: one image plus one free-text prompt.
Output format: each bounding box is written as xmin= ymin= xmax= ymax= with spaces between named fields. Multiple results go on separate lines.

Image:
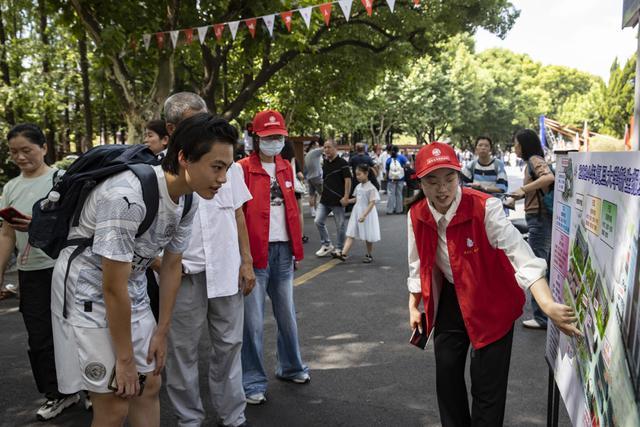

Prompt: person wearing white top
xmin=165 ymin=163 xmax=254 ymax=427
xmin=405 ymin=142 xmax=580 ymax=426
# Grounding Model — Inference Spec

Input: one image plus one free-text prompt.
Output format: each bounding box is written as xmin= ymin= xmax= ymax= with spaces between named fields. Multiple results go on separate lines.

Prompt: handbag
xmin=291 ymin=160 xmax=306 ymax=194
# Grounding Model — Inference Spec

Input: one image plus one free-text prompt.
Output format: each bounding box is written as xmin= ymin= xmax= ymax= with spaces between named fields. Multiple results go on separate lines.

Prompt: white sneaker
xmin=522 ymin=319 xmax=547 ymax=330
xmin=315 ymin=244 xmax=334 ymax=257
xmin=36 ymin=393 xmax=80 ymax=421
xmin=292 ymin=373 xmax=311 ymax=384
xmin=310 ymin=207 xmax=316 ymax=217
xmin=246 ymin=392 xmax=266 ymax=405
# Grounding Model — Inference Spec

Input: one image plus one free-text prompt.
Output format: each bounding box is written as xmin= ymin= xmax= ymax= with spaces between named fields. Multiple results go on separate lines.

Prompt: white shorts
xmin=52 ymin=310 xmax=157 ymax=394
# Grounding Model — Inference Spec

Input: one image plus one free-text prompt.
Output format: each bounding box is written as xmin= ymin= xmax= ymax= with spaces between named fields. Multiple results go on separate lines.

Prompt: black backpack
xmin=28 ymin=144 xmax=192 ymax=317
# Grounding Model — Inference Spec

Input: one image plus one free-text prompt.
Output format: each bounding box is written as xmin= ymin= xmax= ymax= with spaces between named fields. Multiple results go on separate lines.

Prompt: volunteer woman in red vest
xmin=406 ymin=142 xmax=580 ymax=426
xmin=238 ymin=110 xmax=308 ymax=405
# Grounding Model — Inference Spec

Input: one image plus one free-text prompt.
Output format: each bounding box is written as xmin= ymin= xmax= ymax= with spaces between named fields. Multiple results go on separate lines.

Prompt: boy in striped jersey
xmin=462 ymin=136 xmax=508 ymax=196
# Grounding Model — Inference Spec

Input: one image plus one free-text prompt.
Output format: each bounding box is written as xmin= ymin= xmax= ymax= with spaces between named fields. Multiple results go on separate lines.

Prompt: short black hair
xmin=145 ymin=119 xmax=169 ymax=140
xmin=7 ymin=123 xmax=46 ymax=147
xmin=356 ymin=163 xmax=370 ymax=174
xmin=475 ymin=136 xmax=492 ymax=148
xmin=162 ymin=113 xmax=238 ymax=174
xmin=513 ymin=129 xmax=544 ymax=161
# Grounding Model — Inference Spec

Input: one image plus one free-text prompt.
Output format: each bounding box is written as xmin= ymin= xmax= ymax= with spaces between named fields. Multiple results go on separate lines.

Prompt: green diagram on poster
xmin=546 ymin=152 xmax=640 ymax=427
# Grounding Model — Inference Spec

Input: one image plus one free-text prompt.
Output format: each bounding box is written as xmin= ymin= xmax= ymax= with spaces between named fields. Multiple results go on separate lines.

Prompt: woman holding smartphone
xmin=406 ymin=142 xmax=579 ymax=426
xmin=0 ymin=123 xmax=81 ymax=420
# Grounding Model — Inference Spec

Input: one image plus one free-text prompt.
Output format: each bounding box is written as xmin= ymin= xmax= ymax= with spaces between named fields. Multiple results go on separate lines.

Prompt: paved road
xmin=0 ymin=167 xmax=571 ymax=426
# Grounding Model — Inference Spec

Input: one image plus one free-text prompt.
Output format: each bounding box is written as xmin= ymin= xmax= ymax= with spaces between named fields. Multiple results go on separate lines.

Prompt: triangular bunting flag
xmin=129 ymin=35 xmax=137 ymax=51
xmin=319 ymin=3 xmax=332 ymax=26
xmin=281 ymin=11 xmax=293 ymax=32
xmin=184 ymin=28 xmax=194 ymax=44
xmin=299 ymin=6 xmax=313 ymax=29
xmin=386 ymin=0 xmax=396 ymax=13
xmin=361 ymin=0 xmax=373 ymax=17
xmin=413 ymin=0 xmax=420 ymax=5
xmin=229 ymin=21 xmax=240 ymax=40
xmin=197 ymin=26 xmax=208 ymax=44
xmin=170 ymin=30 xmax=179 ymax=49
xmin=213 ymin=24 xmax=225 ymax=41
xmin=143 ymin=34 xmax=152 ymax=50
xmin=245 ymin=18 xmax=257 ymax=38
xmin=263 ymin=14 xmax=276 ymax=37
xmin=156 ymin=32 xmax=165 ymax=49
xmin=338 ymin=0 xmax=353 ymax=21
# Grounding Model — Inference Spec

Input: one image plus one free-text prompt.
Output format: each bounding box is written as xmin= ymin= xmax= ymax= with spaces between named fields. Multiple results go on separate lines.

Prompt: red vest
xmin=410 ymin=188 xmax=525 ymax=349
xmin=239 ymin=153 xmax=304 ymax=269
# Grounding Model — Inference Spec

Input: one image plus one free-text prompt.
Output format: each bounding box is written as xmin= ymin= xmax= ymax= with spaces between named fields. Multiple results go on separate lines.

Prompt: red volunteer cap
xmin=252 ymin=110 xmax=288 ymax=137
xmin=415 ymin=142 xmax=461 ymax=179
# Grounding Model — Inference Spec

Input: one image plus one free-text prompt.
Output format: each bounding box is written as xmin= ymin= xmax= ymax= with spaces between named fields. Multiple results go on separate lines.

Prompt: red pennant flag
xmin=319 ymin=3 xmax=332 ymax=26
xmin=361 ymin=0 xmax=373 ymax=16
xmin=245 ymin=18 xmax=257 ymax=38
xmin=413 ymin=0 xmax=420 ymax=5
xmin=213 ymin=24 xmax=225 ymax=41
xmin=156 ymin=32 xmax=165 ymax=49
xmin=183 ymin=28 xmax=194 ymax=44
xmin=129 ymin=35 xmax=137 ymax=51
xmin=281 ymin=11 xmax=293 ymax=32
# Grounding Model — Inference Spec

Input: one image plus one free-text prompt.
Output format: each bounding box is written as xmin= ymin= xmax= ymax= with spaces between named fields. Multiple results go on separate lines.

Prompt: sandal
xmin=363 ymin=254 xmax=373 ymax=264
xmin=331 ymin=251 xmax=347 ymax=262
xmin=302 ymin=235 xmax=309 ymax=243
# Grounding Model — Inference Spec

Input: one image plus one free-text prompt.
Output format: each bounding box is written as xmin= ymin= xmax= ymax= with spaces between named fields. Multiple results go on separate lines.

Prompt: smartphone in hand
xmin=0 ymin=207 xmax=28 ymax=224
xmin=409 ymin=312 xmax=428 ymax=350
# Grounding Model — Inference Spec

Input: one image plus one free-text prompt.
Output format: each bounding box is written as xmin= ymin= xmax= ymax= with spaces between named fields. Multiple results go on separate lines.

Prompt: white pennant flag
xmin=197 ymin=26 xmax=208 ymax=44
xmin=170 ymin=30 xmax=180 ymax=49
xmin=338 ymin=0 xmax=353 ymax=21
xmin=386 ymin=0 xmax=396 ymax=13
xmin=263 ymin=14 xmax=276 ymax=37
xmin=299 ymin=6 xmax=313 ymax=29
xmin=229 ymin=20 xmax=240 ymax=40
xmin=143 ymin=34 xmax=152 ymax=50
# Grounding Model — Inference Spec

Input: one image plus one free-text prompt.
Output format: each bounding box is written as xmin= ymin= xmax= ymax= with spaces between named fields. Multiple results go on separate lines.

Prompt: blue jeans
xmin=387 ymin=180 xmax=405 ymax=214
xmin=314 ymin=203 xmax=347 ymax=250
xmin=526 ymin=213 xmax=552 ymax=325
xmin=242 ymin=242 xmax=308 ymax=396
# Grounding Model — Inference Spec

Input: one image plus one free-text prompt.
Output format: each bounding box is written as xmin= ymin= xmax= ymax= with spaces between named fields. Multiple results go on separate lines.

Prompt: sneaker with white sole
xmin=246 ymin=392 xmax=266 ymax=405
xmin=315 ymin=244 xmax=334 ymax=257
xmin=277 ymin=372 xmax=311 ymax=384
xmin=522 ymin=318 xmax=547 ymax=330
xmin=36 ymin=393 xmax=80 ymax=421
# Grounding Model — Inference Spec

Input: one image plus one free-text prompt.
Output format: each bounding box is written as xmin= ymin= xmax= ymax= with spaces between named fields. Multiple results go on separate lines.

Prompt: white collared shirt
xmin=407 ymin=187 xmax=546 ymax=293
xmin=182 ymin=163 xmax=252 ymax=298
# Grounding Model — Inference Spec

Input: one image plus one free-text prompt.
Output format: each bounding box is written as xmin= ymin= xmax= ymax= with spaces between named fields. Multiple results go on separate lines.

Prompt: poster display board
xmin=546 ymin=152 xmax=640 ymax=426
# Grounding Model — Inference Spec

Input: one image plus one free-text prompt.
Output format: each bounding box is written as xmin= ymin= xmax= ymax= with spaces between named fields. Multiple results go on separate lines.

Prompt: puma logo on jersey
xmin=123 ymin=196 xmax=135 ymax=209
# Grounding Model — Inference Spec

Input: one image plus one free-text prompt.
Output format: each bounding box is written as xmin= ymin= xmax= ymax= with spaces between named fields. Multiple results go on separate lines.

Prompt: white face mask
xmin=259 ymin=137 xmax=285 ymax=157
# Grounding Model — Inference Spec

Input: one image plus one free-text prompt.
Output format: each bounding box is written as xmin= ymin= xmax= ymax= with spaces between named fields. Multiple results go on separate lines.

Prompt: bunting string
xmin=138 ymin=0 xmax=422 ymax=51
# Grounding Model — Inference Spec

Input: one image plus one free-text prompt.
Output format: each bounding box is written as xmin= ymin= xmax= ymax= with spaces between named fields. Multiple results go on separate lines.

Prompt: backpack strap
xmin=181 ymin=193 xmax=193 ymax=220
xmin=128 ymin=164 xmax=160 ymax=238
xmin=61 ymin=237 xmax=94 ymax=318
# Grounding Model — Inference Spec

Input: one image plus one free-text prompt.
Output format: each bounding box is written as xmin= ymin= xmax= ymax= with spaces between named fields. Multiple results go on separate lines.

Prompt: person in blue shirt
xmin=385 ymin=146 xmax=408 ymax=214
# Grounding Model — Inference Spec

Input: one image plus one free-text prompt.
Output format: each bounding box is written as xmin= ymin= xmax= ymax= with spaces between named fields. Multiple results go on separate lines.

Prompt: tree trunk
xmin=39 ymin=0 xmax=57 ymax=162
xmin=78 ymin=30 xmax=93 ymax=152
xmin=0 ymin=7 xmax=15 ymax=125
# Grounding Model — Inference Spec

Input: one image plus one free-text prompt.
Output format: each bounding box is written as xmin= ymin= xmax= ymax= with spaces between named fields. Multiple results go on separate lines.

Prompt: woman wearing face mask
xmin=237 ymin=110 xmax=308 ymax=405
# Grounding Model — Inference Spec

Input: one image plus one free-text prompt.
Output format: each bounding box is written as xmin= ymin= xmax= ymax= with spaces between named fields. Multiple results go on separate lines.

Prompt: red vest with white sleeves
xmin=409 ymin=188 xmax=525 ymax=349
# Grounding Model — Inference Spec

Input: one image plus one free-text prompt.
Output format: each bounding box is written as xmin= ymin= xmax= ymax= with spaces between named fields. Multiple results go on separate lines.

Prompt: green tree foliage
xmin=599 ymin=56 xmax=635 ymax=137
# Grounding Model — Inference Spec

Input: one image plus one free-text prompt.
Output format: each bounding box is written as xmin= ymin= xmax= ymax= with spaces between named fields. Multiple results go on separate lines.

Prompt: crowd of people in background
xmin=0 ymin=90 xmax=569 ymax=426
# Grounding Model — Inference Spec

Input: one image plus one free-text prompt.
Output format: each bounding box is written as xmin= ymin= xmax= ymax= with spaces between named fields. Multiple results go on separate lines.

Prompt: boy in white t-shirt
xmin=50 ymin=113 xmax=238 ymax=426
